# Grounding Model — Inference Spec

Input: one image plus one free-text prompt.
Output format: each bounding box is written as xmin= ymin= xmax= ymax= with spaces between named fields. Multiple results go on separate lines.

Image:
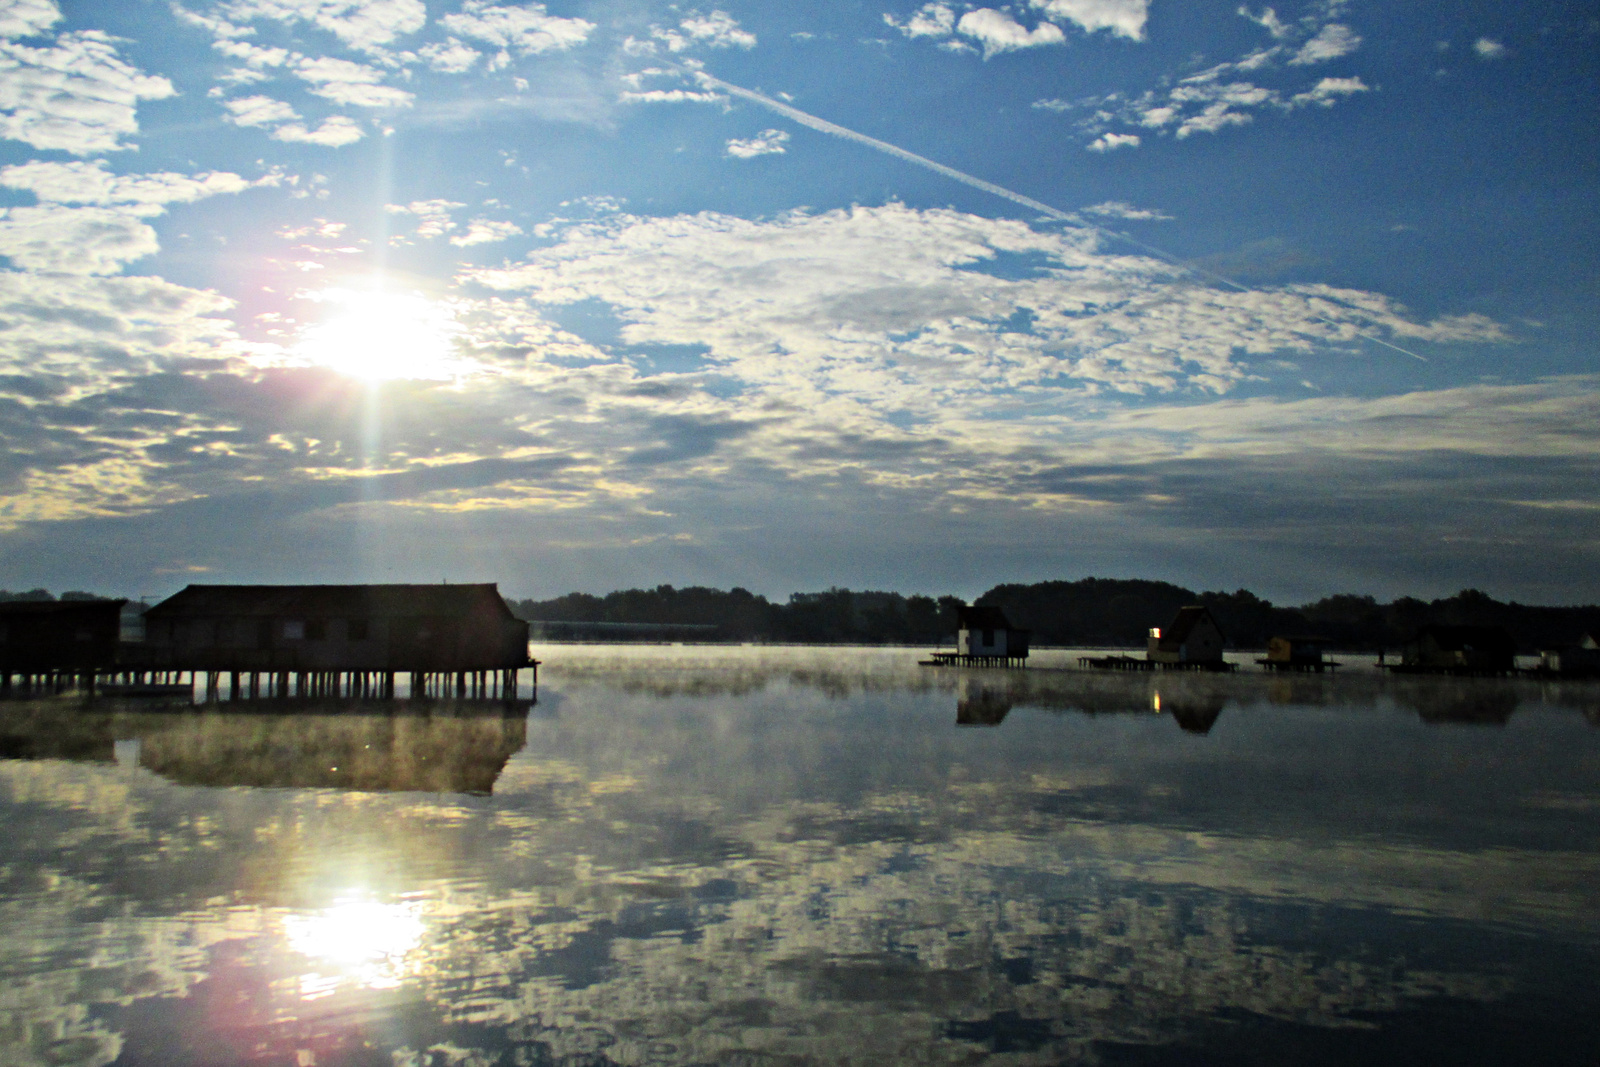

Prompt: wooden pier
xmin=920 ymin=651 xmax=1029 ymax=668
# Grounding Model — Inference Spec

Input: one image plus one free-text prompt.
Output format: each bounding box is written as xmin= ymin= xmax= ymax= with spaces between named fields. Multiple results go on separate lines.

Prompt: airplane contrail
xmin=693 ymin=70 xmax=1429 ymax=362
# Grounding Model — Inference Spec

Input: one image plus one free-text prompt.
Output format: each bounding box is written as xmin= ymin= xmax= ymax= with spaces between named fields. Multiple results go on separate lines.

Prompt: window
xmin=982 ymin=628 xmax=994 ymax=647
xmin=347 ymin=619 xmax=370 ymax=641
xmin=257 ymin=619 xmax=272 ymax=649
xmin=1149 ymin=628 xmax=1161 ymax=639
xmin=283 ymin=619 xmax=305 ymax=640
xmin=306 ymin=619 xmax=326 ymax=641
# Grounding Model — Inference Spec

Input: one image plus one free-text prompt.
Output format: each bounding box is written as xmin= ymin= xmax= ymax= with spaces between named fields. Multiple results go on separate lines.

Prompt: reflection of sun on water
xmin=284 ymin=899 xmax=426 ymax=998
xmin=295 ymin=290 xmax=470 ymax=381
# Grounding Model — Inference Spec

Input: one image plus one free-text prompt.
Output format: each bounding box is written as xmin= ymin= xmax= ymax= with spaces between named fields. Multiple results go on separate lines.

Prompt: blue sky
xmin=0 ymin=0 xmax=1594 ymax=603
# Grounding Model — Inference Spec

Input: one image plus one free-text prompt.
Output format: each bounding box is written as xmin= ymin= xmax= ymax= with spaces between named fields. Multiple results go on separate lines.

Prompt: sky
xmin=0 ymin=0 xmax=1594 ymax=605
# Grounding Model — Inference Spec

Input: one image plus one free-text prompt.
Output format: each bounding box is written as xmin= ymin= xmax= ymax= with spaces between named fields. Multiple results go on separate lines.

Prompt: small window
xmin=1149 ymin=628 xmax=1162 ymax=639
xmin=257 ymin=619 xmax=272 ymax=649
xmin=75 ymin=627 xmax=93 ymax=642
xmin=306 ymin=619 xmax=326 ymax=641
xmin=347 ymin=619 xmax=370 ymax=641
xmin=283 ymin=619 xmax=305 ymax=640
xmin=982 ymin=628 xmax=994 ymax=646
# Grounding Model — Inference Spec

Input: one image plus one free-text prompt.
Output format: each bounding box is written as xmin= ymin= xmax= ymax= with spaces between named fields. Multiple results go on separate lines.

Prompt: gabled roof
xmin=956 ymin=604 xmax=1013 ymax=631
xmin=1164 ymin=605 xmax=1222 ymax=645
xmin=145 ymin=584 xmax=512 ymax=620
xmin=1413 ymin=624 xmax=1516 ymax=653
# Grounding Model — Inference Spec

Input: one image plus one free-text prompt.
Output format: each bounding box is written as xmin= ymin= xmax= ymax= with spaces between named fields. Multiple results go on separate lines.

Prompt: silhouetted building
xmin=1147 ymin=606 xmax=1226 ymax=667
xmin=1259 ymin=635 xmax=1338 ymax=672
xmin=1536 ymin=632 xmax=1600 ymax=678
xmin=957 ymin=605 xmax=1030 ymax=662
xmin=0 ymin=599 xmax=125 ymax=684
xmin=1400 ymin=624 xmax=1515 ymax=675
xmin=139 ymin=584 xmax=530 ymax=674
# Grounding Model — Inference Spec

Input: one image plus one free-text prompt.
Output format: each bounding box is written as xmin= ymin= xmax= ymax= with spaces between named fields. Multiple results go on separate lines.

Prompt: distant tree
xmin=0 ymin=589 xmax=53 ymax=602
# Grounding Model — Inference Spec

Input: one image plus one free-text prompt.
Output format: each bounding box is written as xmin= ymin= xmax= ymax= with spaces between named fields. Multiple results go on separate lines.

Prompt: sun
xmin=295 ymin=289 xmax=471 ymax=381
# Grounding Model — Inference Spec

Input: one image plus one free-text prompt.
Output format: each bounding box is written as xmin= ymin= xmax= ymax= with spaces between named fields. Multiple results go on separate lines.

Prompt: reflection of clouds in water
xmin=0 ymin=653 xmax=1596 ymax=1063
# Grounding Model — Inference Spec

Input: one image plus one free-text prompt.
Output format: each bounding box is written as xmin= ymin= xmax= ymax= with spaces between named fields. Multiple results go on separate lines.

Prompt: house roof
xmin=145 ymin=584 xmax=512 ymax=620
xmin=1164 ymin=605 xmax=1222 ymax=645
xmin=1413 ymin=624 xmax=1516 ymax=653
xmin=956 ymin=604 xmax=1012 ymax=630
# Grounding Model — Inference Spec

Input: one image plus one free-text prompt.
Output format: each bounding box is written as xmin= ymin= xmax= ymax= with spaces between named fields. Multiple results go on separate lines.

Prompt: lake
xmin=2 ymin=645 xmax=1597 ymax=1066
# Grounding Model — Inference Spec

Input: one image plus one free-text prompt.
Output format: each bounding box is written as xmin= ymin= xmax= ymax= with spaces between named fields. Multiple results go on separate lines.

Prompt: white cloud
xmin=0 ymin=31 xmax=175 ymax=154
xmin=1290 ymin=76 xmax=1369 ymax=107
xmin=440 ymin=1 xmax=594 ymax=56
xmin=222 ymin=94 xmax=299 ymax=127
xmin=956 ymin=9 xmax=1065 ymax=57
xmin=1237 ymin=5 xmax=1289 ymax=39
xmin=0 ymin=0 xmax=58 ymax=39
xmin=1030 ymin=0 xmax=1149 ymax=40
xmin=674 ymin=11 xmax=756 ymax=49
xmin=216 ymin=0 xmax=427 ymax=54
xmin=467 ymin=205 xmax=1507 ymax=414
xmin=1473 ymin=37 xmax=1506 ymax=59
xmin=294 ymin=56 xmax=413 ymax=108
xmin=1083 ymin=200 xmax=1171 ymax=220
xmin=1088 ymin=132 xmax=1140 ymax=151
xmin=271 ymin=115 xmax=364 ymax=145
xmin=419 ymin=38 xmax=480 ymax=73
xmin=884 ymin=3 xmax=956 ymax=38
xmin=387 ymin=198 xmax=464 ymax=239
xmin=0 ymin=205 xmax=159 ymax=273
xmin=0 ymin=160 xmax=261 ymax=212
xmin=450 ymin=217 xmax=523 ymax=246
xmin=618 ymin=89 xmax=725 ymax=105
xmin=1290 ymin=22 xmax=1361 ymax=64
xmin=725 ymin=128 xmax=789 ymax=159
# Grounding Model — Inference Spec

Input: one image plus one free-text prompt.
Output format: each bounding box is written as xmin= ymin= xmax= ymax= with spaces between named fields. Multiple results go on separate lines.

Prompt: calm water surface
xmin=2 ymin=645 xmax=1598 ymax=1066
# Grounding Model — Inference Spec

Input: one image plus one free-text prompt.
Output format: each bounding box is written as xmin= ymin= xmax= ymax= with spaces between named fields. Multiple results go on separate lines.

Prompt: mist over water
xmin=2 ymin=646 xmax=1597 ymax=1066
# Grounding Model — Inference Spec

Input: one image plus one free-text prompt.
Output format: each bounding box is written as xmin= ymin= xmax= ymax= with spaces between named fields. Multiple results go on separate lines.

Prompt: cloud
xmin=956 ymin=9 xmax=1065 ymax=57
xmin=0 ymin=0 xmax=58 ymax=39
xmin=440 ymin=1 xmax=594 ymax=56
xmin=271 ymin=115 xmax=364 ymax=145
xmin=419 ymin=38 xmax=479 ymax=73
xmin=386 ymin=198 xmax=465 ymax=239
xmin=1030 ymin=0 xmax=1149 ymax=40
xmin=214 ymin=0 xmax=427 ymax=54
xmin=1473 ymin=37 xmax=1506 ymax=59
xmin=653 ymin=10 xmax=756 ymax=52
xmin=0 ymin=30 xmax=174 ymax=153
xmin=1237 ymin=5 xmax=1289 ymax=39
xmin=725 ymin=128 xmax=789 ymax=159
xmin=1290 ymin=76 xmax=1369 ymax=107
xmin=1290 ymin=22 xmax=1361 ymax=64
xmin=293 ymin=55 xmax=413 ymax=108
xmin=450 ymin=218 xmax=523 ymax=247
xmin=1083 ymin=200 xmax=1171 ymax=220
xmin=884 ymin=3 xmax=956 ymax=38
xmin=0 ymin=160 xmax=262 ymax=211
xmin=222 ymin=94 xmax=299 ymax=127
xmin=1088 ymin=132 xmax=1140 ymax=151
xmin=0 ymin=204 xmax=159 ymax=274
xmin=618 ymin=89 xmax=725 ymax=105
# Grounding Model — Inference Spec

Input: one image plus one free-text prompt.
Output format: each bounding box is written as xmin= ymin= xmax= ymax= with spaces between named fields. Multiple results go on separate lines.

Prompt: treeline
xmin=511 ymin=579 xmax=1600 ymax=650
xmin=508 ymin=587 xmax=966 ymax=644
xmin=0 ymin=589 xmax=118 ymax=603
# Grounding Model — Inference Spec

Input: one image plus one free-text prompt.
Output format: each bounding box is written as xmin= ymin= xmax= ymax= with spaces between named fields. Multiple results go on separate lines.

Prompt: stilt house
xmin=0 ymin=599 xmax=126 ymax=680
xmin=1147 ymin=606 xmax=1226 ymax=666
xmin=138 ymin=584 xmax=530 ymax=673
xmin=1401 ymin=624 xmax=1515 ymax=674
xmin=956 ymin=605 xmax=1030 ymax=663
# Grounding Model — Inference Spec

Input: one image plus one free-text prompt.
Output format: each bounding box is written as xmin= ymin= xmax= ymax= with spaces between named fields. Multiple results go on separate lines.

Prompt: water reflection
xmin=0 ymin=649 xmax=1596 ymax=1065
xmin=0 ymin=703 xmax=527 ymax=793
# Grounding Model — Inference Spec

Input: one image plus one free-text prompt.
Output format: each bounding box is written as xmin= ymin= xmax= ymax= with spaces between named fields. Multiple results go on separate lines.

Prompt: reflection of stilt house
xmin=1397 ymin=625 xmax=1515 ymax=676
xmin=923 ymin=605 xmax=1030 ymax=667
xmin=955 ymin=676 xmax=1012 ymax=726
xmin=0 ymin=599 xmax=126 ymax=695
xmin=133 ymin=584 xmax=532 ymax=699
xmin=1258 ymin=635 xmax=1338 ymax=673
xmin=1146 ymin=606 xmax=1229 ymax=670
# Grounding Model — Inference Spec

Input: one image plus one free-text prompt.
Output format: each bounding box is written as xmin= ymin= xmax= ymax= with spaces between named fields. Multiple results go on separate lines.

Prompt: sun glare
xmin=295 ymin=290 xmax=470 ymax=381
xmin=284 ymin=898 xmax=426 ymax=996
